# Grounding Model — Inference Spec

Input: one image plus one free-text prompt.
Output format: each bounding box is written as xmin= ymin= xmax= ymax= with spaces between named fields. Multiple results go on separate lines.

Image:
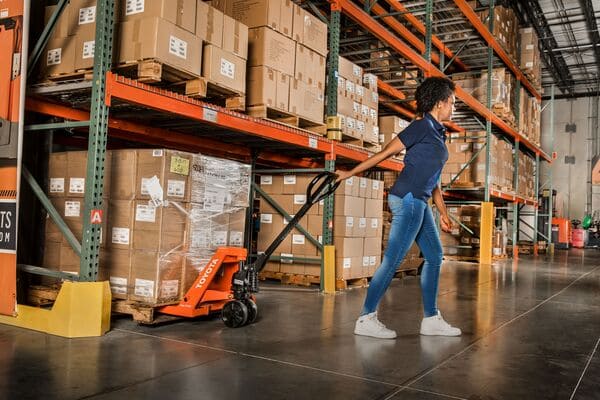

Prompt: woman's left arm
xmin=432 ymin=185 xmax=452 ymax=232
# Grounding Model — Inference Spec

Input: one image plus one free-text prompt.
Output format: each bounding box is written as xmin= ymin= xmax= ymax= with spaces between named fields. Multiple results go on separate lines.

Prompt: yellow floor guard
xmin=0 ymin=281 xmax=111 ymax=338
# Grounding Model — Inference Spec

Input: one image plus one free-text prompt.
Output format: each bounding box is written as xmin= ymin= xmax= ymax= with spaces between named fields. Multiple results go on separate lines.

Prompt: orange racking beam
xmin=381 ymin=0 xmax=470 ymax=71
xmin=335 ymin=0 xmax=550 ymax=161
xmin=379 ymin=94 xmax=416 ymax=119
xmin=359 ymin=0 xmax=443 ymax=66
xmin=25 ymin=98 xmax=321 ymax=169
xmin=453 ymin=0 xmax=541 ymax=100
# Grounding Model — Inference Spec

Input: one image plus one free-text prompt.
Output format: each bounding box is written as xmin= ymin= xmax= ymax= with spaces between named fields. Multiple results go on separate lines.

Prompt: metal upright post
xmin=534 ymin=153 xmax=540 ymax=254
xmin=484 ymin=0 xmax=494 ymax=203
xmin=547 ymin=85 xmax=555 ymax=252
xmin=425 ymin=0 xmax=433 ymax=65
xmin=321 ymin=157 xmax=336 ymax=292
xmin=79 ymin=0 xmax=115 ymax=281
xmin=326 ymin=1 xmax=341 ymax=142
xmin=513 ymin=140 xmax=520 ymax=258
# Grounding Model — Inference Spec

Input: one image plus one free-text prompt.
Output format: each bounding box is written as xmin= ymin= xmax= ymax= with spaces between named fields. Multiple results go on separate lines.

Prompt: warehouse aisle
xmin=1 ymin=251 xmax=599 ymax=400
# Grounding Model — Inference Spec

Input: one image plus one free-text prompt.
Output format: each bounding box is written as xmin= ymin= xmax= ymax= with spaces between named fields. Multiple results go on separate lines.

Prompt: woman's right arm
xmin=335 ymin=137 xmax=405 ymax=182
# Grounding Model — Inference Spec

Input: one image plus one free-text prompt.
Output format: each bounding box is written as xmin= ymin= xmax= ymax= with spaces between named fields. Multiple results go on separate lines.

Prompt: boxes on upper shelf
xmin=120 ymin=0 xmax=197 ymax=34
xmin=248 ymin=26 xmax=295 ymax=76
xmin=202 ymin=44 xmax=247 ymax=94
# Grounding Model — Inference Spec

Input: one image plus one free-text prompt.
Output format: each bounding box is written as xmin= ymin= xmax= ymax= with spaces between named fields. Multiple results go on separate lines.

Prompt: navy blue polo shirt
xmin=390 ymin=113 xmax=448 ymax=201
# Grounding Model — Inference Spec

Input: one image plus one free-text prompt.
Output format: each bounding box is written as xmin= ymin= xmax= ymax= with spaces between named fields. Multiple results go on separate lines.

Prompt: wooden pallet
xmin=363 ymin=142 xmax=382 ymax=152
xmin=115 ymin=59 xmax=200 ymax=84
xmin=335 ymin=277 xmax=369 ymax=290
xmin=26 ymin=285 xmax=60 ymax=306
xmin=259 ymin=270 xmax=321 ymax=287
xmin=444 ymin=255 xmax=480 ymax=262
xmin=448 ymin=181 xmax=485 ymax=188
xmin=40 ymin=69 xmax=94 ymax=83
xmin=185 ymin=77 xmax=246 ymax=111
xmin=246 ymin=105 xmax=327 ymax=135
xmin=492 ymin=254 xmax=509 ymax=261
xmin=112 ymin=299 xmax=182 ymax=325
xmin=394 ymin=267 xmax=420 ymax=279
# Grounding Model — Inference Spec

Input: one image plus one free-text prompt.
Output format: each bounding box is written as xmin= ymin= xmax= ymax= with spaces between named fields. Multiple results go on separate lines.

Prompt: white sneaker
xmin=354 ymin=312 xmax=397 ymax=339
xmin=420 ymin=311 xmax=462 ymax=336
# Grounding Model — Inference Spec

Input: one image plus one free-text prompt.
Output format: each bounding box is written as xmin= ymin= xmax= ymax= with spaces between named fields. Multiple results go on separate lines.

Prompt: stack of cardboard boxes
xmin=475 ymin=3 xmax=519 ymax=61
xmin=519 ymin=27 xmax=542 ymax=89
xmin=336 ymin=57 xmax=380 ymax=146
xmin=378 ymin=115 xmax=410 ymax=149
xmin=40 ymin=1 xmax=249 ymax=96
xmin=228 ymin=0 xmax=327 ymax=123
xmin=517 ymin=88 xmax=542 ymax=146
xmin=452 ymin=68 xmax=514 ymax=121
xmin=257 ymin=175 xmax=384 ymax=281
xmin=517 ymin=152 xmax=535 ymax=200
xmin=45 ymin=149 xmax=250 ymax=304
xmin=442 ymin=133 xmax=514 ymax=190
xmin=441 ymin=205 xmax=481 ymax=258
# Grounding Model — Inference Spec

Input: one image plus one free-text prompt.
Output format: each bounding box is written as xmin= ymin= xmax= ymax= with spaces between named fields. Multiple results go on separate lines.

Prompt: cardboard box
xmin=334 ymin=237 xmax=364 ymax=258
xmin=109 ymin=149 xmax=137 ymax=200
xmin=48 ymin=152 xmax=68 ymax=198
xmin=364 ymin=198 xmax=383 ymax=218
xmin=371 ymin=179 xmax=383 ymax=200
xmin=292 ymin=5 xmax=327 ymax=56
xmin=294 ymin=43 xmax=326 ymax=91
xmin=202 ymin=45 xmax=246 ymax=94
xmin=259 ymin=174 xmax=284 ymax=194
xmin=358 ymin=177 xmax=372 ymax=199
xmin=74 ymin=26 xmax=97 ymax=71
xmin=43 ymin=240 xmax=62 ymax=271
xmin=338 ymin=56 xmax=362 ymax=85
xmin=291 ymin=232 xmax=318 ymax=256
xmin=247 ymin=66 xmax=289 ymax=111
xmin=363 ymin=237 xmax=382 ymax=257
xmin=248 ymin=27 xmax=295 ymax=76
xmin=338 ymin=176 xmax=359 ymax=197
xmin=288 ymin=78 xmax=324 ymax=123
xmin=335 ymin=256 xmax=363 ymax=279
xmin=223 ymin=14 xmax=249 ymax=59
xmin=108 ymin=200 xmax=135 ymax=250
xmin=186 ymin=205 xmax=231 ymax=250
xmin=196 ymin=2 xmax=224 ymax=46
xmin=39 ymin=37 xmax=76 ymax=78
xmin=68 ymin=0 xmax=98 ymax=35
xmin=259 ymin=194 xmax=294 ymax=214
xmin=104 ymin=248 xmax=132 ymax=299
xmin=135 ymin=149 xmax=192 ymax=202
xmin=120 ymin=0 xmax=197 ymax=33
xmin=228 ymin=208 xmax=246 ymax=247
xmin=337 ymin=95 xmax=354 ymax=118
xmin=379 ymin=115 xmax=409 ymax=134
xmin=130 ymin=250 xmax=184 ymax=303
xmin=366 ymin=217 xmax=383 ymax=238
xmin=334 ymin=195 xmax=365 ymax=217
xmin=307 ymin=214 xmax=323 ymax=236
xmin=333 ymin=215 xmax=355 ymax=237
xmin=65 ymin=151 xmax=111 ymax=198
xmin=132 ymin=202 xmax=187 ymax=251
xmin=118 ymin=18 xmax=202 ymax=77
xmin=44 ymin=5 xmax=71 ymax=39
xmin=232 ymin=0 xmax=293 ymax=38
xmin=257 ymin=214 xmax=292 ymax=253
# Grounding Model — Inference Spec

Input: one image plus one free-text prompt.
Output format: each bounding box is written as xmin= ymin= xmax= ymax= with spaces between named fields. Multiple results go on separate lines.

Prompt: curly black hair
xmin=414 ymin=77 xmax=456 ymax=115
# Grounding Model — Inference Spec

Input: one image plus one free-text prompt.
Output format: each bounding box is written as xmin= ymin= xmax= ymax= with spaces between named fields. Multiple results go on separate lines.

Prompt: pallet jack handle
xmin=253 ymin=172 xmax=340 ymax=274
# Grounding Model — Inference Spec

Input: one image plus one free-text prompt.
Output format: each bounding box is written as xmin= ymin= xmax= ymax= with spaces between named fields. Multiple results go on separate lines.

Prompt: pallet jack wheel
xmin=243 ymin=299 xmax=258 ymax=325
xmin=222 ymin=300 xmax=248 ymax=328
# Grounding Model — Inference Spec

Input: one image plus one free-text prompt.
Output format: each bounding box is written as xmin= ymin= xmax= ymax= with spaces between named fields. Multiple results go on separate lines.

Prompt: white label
xmin=356 ymin=86 xmax=365 ymax=98
xmin=160 ymin=280 xmax=179 ymax=298
xmin=109 ymin=277 xmax=127 ymax=295
xmin=203 ymin=108 xmax=218 ymax=122
xmin=140 ymin=178 xmax=153 ymax=196
xmin=372 ymin=181 xmax=380 ymax=190
xmin=318 ymin=235 xmax=323 ymax=244
xmin=167 ymin=180 xmax=186 ymax=198
xmin=261 ymin=213 xmax=273 ymax=224
xmin=353 ymin=102 xmax=361 ymax=113
xmin=371 ymin=218 xmax=379 ymax=229
xmin=292 ymin=234 xmax=305 ymax=245
xmin=343 ymin=258 xmax=351 ymax=269
xmin=260 ymin=175 xmax=273 ymax=185
xmin=169 ymin=35 xmax=188 ymax=59
xmin=308 ymin=137 xmax=318 ymax=149
xmin=229 ymin=231 xmax=243 ymax=246
xmin=284 ymin=175 xmax=297 ymax=185
xmin=346 ymin=216 xmax=354 ymax=228
xmin=82 ymin=40 xmax=95 ymax=59
xmin=347 ymin=118 xmax=356 ymax=129
xmin=294 ymin=194 xmax=306 ymax=205
xmin=353 ymin=65 xmax=361 ymax=77
xmin=370 ymin=108 xmax=377 ymax=120
xmin=78 ymin=6 xmax=96 ymax=25
xmin=125 ymin=0 xmax=145 ymax=15
xmin=212 ymin=231 xmax=228 ymax=247
xmin=379 ymin=134 xmax=385 ymax=143
xmin=50 ymin=178 xmax=65 ymax=193
xmin=346 ymin=176 xmax=354 ymax=186
xmin=47 ymin=48 xmax=62 ymax=66
xmin=203 ymin=187 xmax=226 ymax=212
xmin=359 ymin=218 xmax=367 ymax=229
xmin=152 ymin=150 xmax=163 ymax=157
xmin=525 ymin=62 xmax=533 ymax=68
xmin=363 ymin=256 xmax=369 ymax=267
xmin=493 ymin=248 xmax=503 ymax=256
xmin=447 ymin=247 xmax=458 ymax=255
xmin=0 ymin=9 xmax=8 ymax=18
xmin=345 ymin=81 xmax=355 ymax=94
xmin=111 ymin=227 xmax=130 ymax=245
xmin=369 ymin=256 xmax=377 ymax=266
xmin=135 ymin=204 xmax=156 ymax=223
xmin=472 ymin=238 xmax=480 ymax=245
xmin=220 ymin=58 xmax=235 ymax=79
xmin=134 ymin=278 xmax=154 ymax=297
xmin=357 ymin=121 xmax=366 ymax=133
xmin=69 ymin=178 xmax=85 ymax=194
xmin=462 ymin=216 xmax=472 ymax=222
xmin=526 ymin=44 xmax=534 ymax=50
xmin=360 ymin=178 xmax=367 ymax=188
xmin=283 ymin=215 xmax=294 ymax=225
xmin=371 ymin=92 xmax=379 ymax=103
xmin=64 ymin=201 xmax=81 ymax=218
xmin=281 ymin=253 xmax=294 ymax=264
xmin=338 ymin=76 xmax=345 ymax=88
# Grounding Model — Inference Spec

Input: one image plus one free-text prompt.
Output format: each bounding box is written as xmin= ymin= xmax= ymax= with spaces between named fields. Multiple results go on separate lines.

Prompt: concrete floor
xmin=1 ymin=250 xmax=599 ymax=400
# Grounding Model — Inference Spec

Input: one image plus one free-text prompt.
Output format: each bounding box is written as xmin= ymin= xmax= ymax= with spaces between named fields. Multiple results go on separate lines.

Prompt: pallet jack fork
xmin=158 ymin=172 xmax=339 ymax=328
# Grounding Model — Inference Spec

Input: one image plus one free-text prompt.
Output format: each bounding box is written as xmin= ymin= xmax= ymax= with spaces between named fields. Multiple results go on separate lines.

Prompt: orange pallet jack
xmin=158 ymin=172 xmax=339 ymax=327
xmin=0 ymin=0 xmax=26 ymax=317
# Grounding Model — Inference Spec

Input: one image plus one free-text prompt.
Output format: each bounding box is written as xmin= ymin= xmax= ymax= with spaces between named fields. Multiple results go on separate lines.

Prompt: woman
xmin=336 ymin=77 xmax=461 ymax=339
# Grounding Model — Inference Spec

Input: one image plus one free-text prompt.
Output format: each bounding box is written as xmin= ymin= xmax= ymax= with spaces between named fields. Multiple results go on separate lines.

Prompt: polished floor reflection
xmin=1 ymin=250 xmax=599 ymax=399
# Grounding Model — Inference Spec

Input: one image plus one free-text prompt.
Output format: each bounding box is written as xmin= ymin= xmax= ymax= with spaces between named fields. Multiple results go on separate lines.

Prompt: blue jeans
xmin=361 ymin=192 xmax=443 ymax=317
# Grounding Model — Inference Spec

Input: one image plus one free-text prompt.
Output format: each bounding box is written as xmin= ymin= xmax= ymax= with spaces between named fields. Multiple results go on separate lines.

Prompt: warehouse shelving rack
xmin=320 ymin=0 xmax=554 ymax=262
xmin=11 ymin=0 xmax=407 ymax=298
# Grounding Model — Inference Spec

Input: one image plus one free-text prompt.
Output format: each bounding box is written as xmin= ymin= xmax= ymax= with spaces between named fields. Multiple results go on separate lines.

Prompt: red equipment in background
xmin=552 ymin=218 xmax=571 ymax=250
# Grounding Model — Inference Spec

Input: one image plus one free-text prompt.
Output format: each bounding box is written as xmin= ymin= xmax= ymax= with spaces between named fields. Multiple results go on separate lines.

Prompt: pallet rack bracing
xmin=321 ymin=0 xmax=553 ymax=262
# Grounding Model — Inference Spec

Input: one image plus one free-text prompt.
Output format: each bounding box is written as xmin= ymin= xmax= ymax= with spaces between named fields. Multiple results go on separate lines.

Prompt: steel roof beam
xmin=578 ymin=0 xmax=600 ymax=77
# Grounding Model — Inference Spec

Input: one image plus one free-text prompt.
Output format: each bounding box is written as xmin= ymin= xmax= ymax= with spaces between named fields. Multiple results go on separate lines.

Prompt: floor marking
xmin=569 ymin=336 xmax=600 ymax=400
